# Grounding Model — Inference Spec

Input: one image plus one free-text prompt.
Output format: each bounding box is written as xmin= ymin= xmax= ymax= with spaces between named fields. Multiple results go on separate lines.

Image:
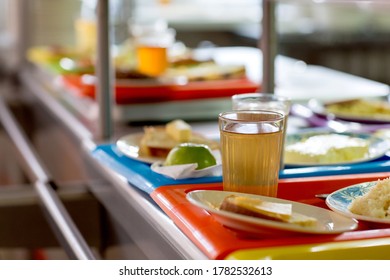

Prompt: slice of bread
xmin=220 ymin=195 xmax=317 ymax=227
xmin=139 ymin=126 xmax=178 ymax=158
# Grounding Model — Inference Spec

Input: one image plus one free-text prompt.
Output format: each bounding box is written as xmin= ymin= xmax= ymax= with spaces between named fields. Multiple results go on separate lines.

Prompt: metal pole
xmin=96 ymin=0 xmax=114 ymax=141
xmin=260 ymin=0 xmax=277 ymax=94
xmin=14 ymin=0 xmax=30 ymax=73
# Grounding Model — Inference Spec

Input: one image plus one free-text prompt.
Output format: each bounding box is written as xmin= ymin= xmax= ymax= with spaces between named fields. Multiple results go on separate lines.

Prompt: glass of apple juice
xmin=218 ymin=110 xmax=284 ymax=197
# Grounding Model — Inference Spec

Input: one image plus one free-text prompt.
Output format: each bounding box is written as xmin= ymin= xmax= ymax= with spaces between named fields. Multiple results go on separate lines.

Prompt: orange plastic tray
xmin=151 ymin=172 xmax=390 ymax=260
xmin=60 ymin=75 xmax=260 ymax=104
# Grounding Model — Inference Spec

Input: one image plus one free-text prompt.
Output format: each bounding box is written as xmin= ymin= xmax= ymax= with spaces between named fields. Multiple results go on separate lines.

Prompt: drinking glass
xmin=74 ymin=18 xmax=97 ymax=54
xmin=232 ymin=93 xmax=291 ymax=115
xmin=232 ymin=93 xmax=291 ymax=169
xmin=130 ymin=20 xmax=175 ymax=77
xmin=219 ymin=110 xmax=284 ymax=197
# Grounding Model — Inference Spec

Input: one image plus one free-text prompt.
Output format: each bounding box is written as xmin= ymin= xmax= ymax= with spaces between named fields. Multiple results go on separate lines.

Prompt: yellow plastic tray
xmin=225 ymin=237 xmax=390 ymax=260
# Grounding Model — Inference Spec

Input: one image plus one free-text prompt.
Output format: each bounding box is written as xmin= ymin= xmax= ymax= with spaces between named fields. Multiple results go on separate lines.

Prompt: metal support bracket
xmin=0 ymin=94 xmax=96 ymax=260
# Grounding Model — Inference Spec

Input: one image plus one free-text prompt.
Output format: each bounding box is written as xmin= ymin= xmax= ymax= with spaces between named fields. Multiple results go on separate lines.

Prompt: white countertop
xmin=202 ymin=46 xmax=389 ymax=102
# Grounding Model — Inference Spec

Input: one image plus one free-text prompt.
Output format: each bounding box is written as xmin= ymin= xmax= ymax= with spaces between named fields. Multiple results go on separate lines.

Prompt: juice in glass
xmin=136 ymin=45 xmax=168 ymax=76
xmin=133 ymin=27 xmax=175 ymax=77
xmin=219 ymin=110 xmax=284 ymax=197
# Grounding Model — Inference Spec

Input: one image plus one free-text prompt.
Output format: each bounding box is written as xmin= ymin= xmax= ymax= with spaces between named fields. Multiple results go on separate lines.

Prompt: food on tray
xmin=28 ymin=42 xmax=249 ymax=82
xmin=27 ymin=45 xmax=81 ymax=64
xmin=325 ymin=99 xmax=390 ymax=119
xmin=284 ymin=134 xmax=369 ymax=164
xmin=166 ymin=119 xmax=192 ymax=142
xmin=139 ymin=119 xmax=219 ymax=158
xmin=165 ymin=62 xmax=247 ymax=82
xmin=164 ymin=143 xmax=217 ymax=170
xmin=115 ymin=69 xmax=153 ymax=79
xmin=27 ymin=46 xmax=96 ymax=75
xmin=56 ymin=57 xmax=95 ymax=75
xmin=348 ymin=178 xmax=390 ymax=219
xmin=220 ymin=195 xmax=317 ymax=227
xmin=170 ymin=57 xmax=214 ymax=67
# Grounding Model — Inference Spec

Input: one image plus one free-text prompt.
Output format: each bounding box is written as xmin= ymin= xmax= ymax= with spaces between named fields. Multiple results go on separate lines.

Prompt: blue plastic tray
xmin=92 ymin=144 xmax=222 ymax=194
xmin=92 ymin=144 xmax=390 ymax=193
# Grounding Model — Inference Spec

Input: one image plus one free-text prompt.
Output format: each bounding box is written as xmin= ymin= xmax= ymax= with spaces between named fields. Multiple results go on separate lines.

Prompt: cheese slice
xmin=166 ymin=119 xmax=192 ymax=142
xmin=220 ymin=195 xmax=292 ymax=222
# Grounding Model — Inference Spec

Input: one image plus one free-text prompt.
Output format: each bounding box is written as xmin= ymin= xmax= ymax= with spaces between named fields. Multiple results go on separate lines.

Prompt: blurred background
xmin=1 ymin=0 xmax=390 ymax=83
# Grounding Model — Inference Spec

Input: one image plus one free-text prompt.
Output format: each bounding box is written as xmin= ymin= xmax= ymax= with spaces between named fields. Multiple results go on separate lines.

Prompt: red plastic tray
xmin=151 ymin=172 xmax=390 ymax=260
xmin=60 ymin=74 xmax=260 ymax=104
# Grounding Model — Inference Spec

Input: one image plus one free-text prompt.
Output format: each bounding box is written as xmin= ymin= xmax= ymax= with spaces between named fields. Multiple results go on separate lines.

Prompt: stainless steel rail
xmin=96 ymin=0 xmax=114 ymax=142
xmin=0 ymin=95 xmax=96 ymax=260
xmin=260 ymin=0 xmax=277 ymax=93
xmin=14 ymin=0 xmax=30 ymax=72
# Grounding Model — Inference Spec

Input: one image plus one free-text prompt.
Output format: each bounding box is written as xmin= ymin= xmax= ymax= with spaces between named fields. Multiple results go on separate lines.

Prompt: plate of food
xmin=116 ymin=132 xmax=161 ymax=164
xmin=326 ymin=178 xmax=390 ymax=224
xmin=308 ymin=98 xmax=390 ymax=124
xmin=186 ymin=190 xmax=358 ymax=236
xmin=284 ymin=131 xmax=390 ymax=167
xmin=116 ymin=119 xmax=220 ymax=164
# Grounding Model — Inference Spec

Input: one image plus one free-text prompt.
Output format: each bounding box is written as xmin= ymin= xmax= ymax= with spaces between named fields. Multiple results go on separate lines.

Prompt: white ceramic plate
xmin=186 ymin=190 xmax=358 ymax=236
xmin=284 ymin=131 xmax=390 ymax=167
xmin=116 ymin=132 xmax=163 ymax=164
xmin=326 ymin=181 xmax=390 ymax=224
xmin=308 ymin=98 xmax=390 ymax=124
